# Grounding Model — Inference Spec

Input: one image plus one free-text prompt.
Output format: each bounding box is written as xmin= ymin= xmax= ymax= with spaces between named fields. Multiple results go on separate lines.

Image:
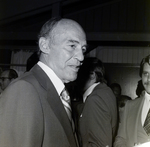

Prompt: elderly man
xmin=114 ymin=54 xmax=150 ymax=147
xmin=0 ymin=17 xmax=87 ymax=147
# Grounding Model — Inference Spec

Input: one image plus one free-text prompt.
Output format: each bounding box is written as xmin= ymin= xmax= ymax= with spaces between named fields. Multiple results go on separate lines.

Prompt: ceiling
xmin=0 ymin=0 xmax=113 ymax=32
xmin=0 ymin=0 xmax=150 ymax=50
xmin=1 ymin=0 xmax=113 ymax=65
xmin=0 ymin=0 xmax=115 ymax=50
xmin=0 ymin=0 xmax=150 ymax=67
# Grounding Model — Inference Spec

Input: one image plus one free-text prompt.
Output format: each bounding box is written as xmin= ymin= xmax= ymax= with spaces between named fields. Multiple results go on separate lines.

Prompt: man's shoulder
xmin=91 ymin=83 xmax=116 ymax=104
xmin=126 ymin=96 xmax=143 ymax=108
xmin=95 ymin=83 xmax=110 ymax=91
xmin=14 ymin=64 xmax=45 ymax=83
xmin=9 ymin=67 xmax=41 ymax=89
xmin=11 ymin=71 xmax=35 ymax=84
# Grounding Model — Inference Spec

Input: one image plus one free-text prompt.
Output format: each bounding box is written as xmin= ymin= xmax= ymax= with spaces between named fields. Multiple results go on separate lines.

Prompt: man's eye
xmin=143 ymin=72 xmax=148 ymax=76
xmin=70 ymin=45 xmax=76 ymax=49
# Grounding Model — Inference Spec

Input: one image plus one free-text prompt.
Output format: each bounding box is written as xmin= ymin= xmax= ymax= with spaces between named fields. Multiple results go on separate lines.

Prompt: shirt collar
xmin=145 ymin=91 xmax=150 ymax=101
xmin=141 ymin=90 xmax=150 ymax=126
xmin=83 ymin=82 xmax=100 ymax=103
xmin=37 ymin=61 xmax=65 ymax=96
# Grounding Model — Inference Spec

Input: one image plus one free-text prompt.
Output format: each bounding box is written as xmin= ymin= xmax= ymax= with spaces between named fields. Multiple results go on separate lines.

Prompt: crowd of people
xmin=0 ymin=17 xmax=150 ymax=147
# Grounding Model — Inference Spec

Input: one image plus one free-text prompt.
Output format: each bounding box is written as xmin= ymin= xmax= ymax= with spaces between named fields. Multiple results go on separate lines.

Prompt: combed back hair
xmin=37 ymin=17 xmax=62 ymax=55
xmin=8 ymin=69 xmax=18 ymax=79
xmin=139 ymin=54 xmax=150 ymax=77
xmin=38 ymin=17 xmax=62 ymax=40
xmin=77 ymin=57 xmax=106 ymax=84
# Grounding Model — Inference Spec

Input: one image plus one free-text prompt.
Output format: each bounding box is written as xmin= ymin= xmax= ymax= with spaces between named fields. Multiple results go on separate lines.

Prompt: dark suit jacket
xmin=114 ymin=91 xmax=150 ymax=147
xmin=79 ymin=83 xmax=118 ymax=147
xmin=0 ymin=64 xmax=77 ymax=147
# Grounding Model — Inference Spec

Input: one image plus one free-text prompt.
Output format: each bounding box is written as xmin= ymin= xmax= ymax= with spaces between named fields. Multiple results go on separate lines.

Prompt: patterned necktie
xmin=61 ymin=88 xmax=72 ymax=122
xmin=61 ymin=88 xmax=79 ymax=147
xmin=144 ymin=109 xmax=150 ymax=136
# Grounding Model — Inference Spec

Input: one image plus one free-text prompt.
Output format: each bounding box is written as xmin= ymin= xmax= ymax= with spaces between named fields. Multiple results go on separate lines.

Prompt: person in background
xmin=118 ymin=95 xmax=132 ymax=123
xmin=114 ymin=54 xmax=150 ymax=147
xmin=110 ymin=83 xmax=131 ymax=123
xmin=0 ymin=17 xmax=87 ymax=147
xmin=0 ymin=69 xmax=18 ymax=91
xmin=110 ymin=83 xmax=122 ymax=101
xmin=78 ymin=57 xmax=118 ymax=147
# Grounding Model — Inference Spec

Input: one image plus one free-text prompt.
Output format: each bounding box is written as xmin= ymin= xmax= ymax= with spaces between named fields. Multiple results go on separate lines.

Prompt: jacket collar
xmin=31 ymin=64 xmax=77 ymax=147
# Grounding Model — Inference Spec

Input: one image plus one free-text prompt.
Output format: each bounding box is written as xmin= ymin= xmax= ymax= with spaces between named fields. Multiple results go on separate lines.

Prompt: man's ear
xmin=39 ymin=37 xmax=49 ymax=54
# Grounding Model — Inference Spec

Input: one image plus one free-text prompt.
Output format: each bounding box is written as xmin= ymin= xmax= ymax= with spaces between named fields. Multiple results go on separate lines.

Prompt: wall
xmin=105 ymin=64 xmax=140 ymax=99
xmin=65 ymin=0 xmax=150 ymax=33
xmin=87 ymin=46 xmax=150 ymax=99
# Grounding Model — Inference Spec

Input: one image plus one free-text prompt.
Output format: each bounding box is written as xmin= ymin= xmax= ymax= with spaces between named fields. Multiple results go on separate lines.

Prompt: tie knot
xmin=61 ymin=88 xmax=70 ymax=102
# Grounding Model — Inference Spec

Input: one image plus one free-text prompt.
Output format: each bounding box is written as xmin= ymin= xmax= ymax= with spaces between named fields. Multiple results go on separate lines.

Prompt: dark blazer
xmin=0 ymin=64 xmax=77 ymax=147
xmin=79 ymin=83 xmax=118 ymax=147
xmin=114 ymin=91 xmax=150 ymax=147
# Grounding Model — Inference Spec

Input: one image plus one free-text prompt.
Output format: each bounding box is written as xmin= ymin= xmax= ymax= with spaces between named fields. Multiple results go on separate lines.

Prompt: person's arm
xmin=80 ymin=94 xmax=113 ymax=147
xmin=0 ymin=80 xmax=44 ymax=147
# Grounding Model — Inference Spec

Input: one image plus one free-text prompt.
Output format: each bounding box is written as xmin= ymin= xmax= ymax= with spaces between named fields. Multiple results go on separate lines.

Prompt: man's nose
xmin=74 ymin=48 xmax=84 ymax=62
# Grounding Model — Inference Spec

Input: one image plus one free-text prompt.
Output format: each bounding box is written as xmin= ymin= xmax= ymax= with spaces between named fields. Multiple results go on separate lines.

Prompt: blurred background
xmin=0 ymin=0 xmax=150 ymax=98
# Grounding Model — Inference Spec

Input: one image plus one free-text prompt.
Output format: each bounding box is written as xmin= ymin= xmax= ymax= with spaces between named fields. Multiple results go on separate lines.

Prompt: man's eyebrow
xmin=68 ymin=40 xmax=79 ymax=44
xmin=68 ymin=39 xmax=88 ymax=48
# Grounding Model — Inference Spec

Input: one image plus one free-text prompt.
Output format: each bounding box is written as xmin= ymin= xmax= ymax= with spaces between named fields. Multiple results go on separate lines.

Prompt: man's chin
xmin=64 ymin=75 xmax=77 ymax=83
xmin=145 ymin=88 xmax=150 ymax=94
xmin=146 ymin=91 xmax=150 ymax=95
xmin=69 ymin=74 xmax=78 ymax=82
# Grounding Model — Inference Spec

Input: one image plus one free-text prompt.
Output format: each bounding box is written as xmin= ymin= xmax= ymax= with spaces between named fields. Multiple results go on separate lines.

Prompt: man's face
xmin=142 ymin=63 xmax=150 ymax=94
xmin=44 ymin=20 xmax=87 ymax=83
xmin=0 ymin=71 xmax=11 ymax=90
xmin=112 ymin=87 xmax=121 ymax=99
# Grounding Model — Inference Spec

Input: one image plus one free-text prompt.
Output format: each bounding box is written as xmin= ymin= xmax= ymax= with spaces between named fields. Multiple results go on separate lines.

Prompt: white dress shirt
xmin=83 ymin=82 xmax=100 ymax=103
xmin=141 ymin=91 xmax=150 ymax=126
xmin=37 ymin=61 xmax=65 ymax=96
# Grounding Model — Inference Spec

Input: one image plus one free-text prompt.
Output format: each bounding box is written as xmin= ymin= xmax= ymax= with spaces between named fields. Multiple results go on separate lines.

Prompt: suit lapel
xmin=128 ymin=96 xmax=145 ymax=143
xmin=31 ymin=64 xmax=77 ymax=147
xmin=47 ymin=83 xmax=77 ymax=146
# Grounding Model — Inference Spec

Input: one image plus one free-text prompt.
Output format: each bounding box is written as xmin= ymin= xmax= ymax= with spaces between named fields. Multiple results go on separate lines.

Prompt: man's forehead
xmin=143 ymin=62 xmax=150 ymax=70
xmin=56 ymin=19 xmax=85 ymax=34
xmin=52 ymin=20 xmax=86 ymax=45
xmin=53 ymin=25 xmax=86 ymax=42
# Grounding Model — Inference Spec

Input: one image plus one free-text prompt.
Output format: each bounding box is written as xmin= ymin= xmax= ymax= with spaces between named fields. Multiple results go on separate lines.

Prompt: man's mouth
xmin=69 ymin=65 xmax=80 ymax=72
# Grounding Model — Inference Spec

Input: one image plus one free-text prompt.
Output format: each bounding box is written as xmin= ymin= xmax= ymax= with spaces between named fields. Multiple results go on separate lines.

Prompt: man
xmin=114 ymin=54 xmax=150 ymax=147
xmin=110 ymin=83 xmax=122 ymax=100
xmin=0 ymin=17 xmax=87 ymax=147
xmin=0 ymin=69 xmax=18 ymax=91
xmin=77 ymin=57 xmax=118 ymax=147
